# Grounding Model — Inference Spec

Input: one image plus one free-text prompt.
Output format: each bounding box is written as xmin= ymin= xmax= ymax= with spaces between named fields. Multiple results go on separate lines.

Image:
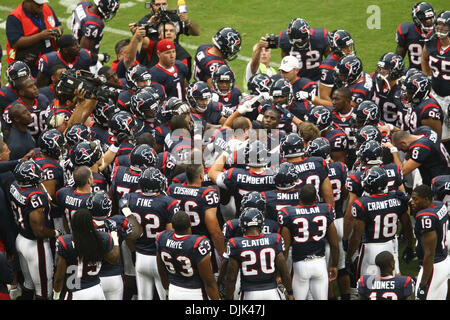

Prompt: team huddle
xmin=0 ymin=0 xmax=449 ymax=301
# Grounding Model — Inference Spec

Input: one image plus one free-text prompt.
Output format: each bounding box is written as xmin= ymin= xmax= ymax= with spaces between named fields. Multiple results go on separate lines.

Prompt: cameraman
xmin=244 ymin=36 xmax=278 ymax=90
xmin=138 ymin=0 xmax=200 ymax=41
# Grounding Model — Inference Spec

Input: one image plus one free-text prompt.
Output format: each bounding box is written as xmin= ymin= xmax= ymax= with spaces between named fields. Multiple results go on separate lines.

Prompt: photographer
xmin=138 ymin=0 xmax=200 ymax=41
xmin=6 ymin=0 xmax=63 ymax=77
xmin=244 ymin=36 xmax=278 ymax=90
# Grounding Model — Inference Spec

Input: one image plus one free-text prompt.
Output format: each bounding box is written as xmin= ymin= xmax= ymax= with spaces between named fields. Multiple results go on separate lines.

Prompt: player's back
xmin=55 ymin=186 xmax=90 ymax=232
xmin=357 ymin=275 xmax=414 ymax=300
xmin=222 ymin=218 xmax=280 ymax=241
xmin=396 ymin=22 xmax=425 ymax=70
xmin=193 ymin=44 xmax=226 ymax=82
xmin=71 ymin=1 xmax=104 ymax=53
xmin=261 ymin=188 xmax=301 ymax=221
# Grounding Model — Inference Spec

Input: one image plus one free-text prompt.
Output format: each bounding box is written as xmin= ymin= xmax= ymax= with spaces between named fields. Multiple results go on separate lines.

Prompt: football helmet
xmin=334 ymin=54 xmax=363 ymax=86
xmin=92 ymin=100 xmax=119 ymax=129
xmin=287 ymin=18 xmax=311 ymax=50
xmin=94 ymin=0 xmax=120 ymax=21
xmin=375 ymin=52 xmax=405 ymax=92
xmin=38 ymin=129 xmax=66 ymax=160
xmin=247 ymin=73 xmax=273 ymax=96
xmin=130 ymin=86 xmax=161 ymax=122
xmin=434 ymin=10 xmax=450 ymax=39
xmin=305 ymin=106 xmax=333 ymax=132
xmin=6 ymin=61 xmax=31 ymax=87
xmin=158 ymin=97 xmax=191 ymax=123
xmin=46 ymin=108 xmax=71 ymax=129
xmin=274 ymin=162 xmax=300 ymax=190
xmin=212 ymin=64 xmax=235 ymax=96
xmin=357 ymin=140 xmax=383 ymax=165
xmin=86 ymin=190 xmax=112 ymax=220
xmin=239 ymin=207 xmax=264 ymax=231
xmin=327 ymin=29 xmax=355 ymax=57
xmin=13 ymin=160 xmax=43 ymax=187
xmin=412 ymin=2 xmax=435 ymax=35
xmin=355 ymin=125 xmax=382 ymax=146
xmin=70 ymin=141 xmax=103 ymax=167
xmin=212 ymin=27 xmax=241 ymax=61
xmin=65 ymin=124 xmax=92 ymax=147
xmin=401 ymin=71 xmax=431 ymax=105
xmin=353 ymin=100 xmax=380 ymax=128
xmin=362 ymin=166 xmax=388 ymax=194
xmin=270 ymin=78 xmax=293 ymax=107
xmin=186 ymin=81 xmax=212 ymax=113
xmin=244 ymin=140 xmax=269 ymax=167
xmin=108 ymin=111 xmax=136 ymax=136
xmin=280 ymin=133 xmax=305 ymax=158
xmin=306 ymin=137 xmax=331 ymax=159
xmin=125 ymin=64 xmax=152 ymax=92
xmin=139 ymin=167 xmax=168 ymax=194
xmin=240 ymin=191 xmax=267 ymax=212
xmin=130 ymin=144 xmax=157 ymax=172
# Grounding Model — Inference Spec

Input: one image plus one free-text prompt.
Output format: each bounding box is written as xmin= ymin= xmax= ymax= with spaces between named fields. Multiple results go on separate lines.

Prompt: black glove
xmin=100 ymin=52 xmax=110 ymax=63
xmin=114 ymin=132 xmax=131 ymax=147
xmin=402 ymin=246 xmax=415 ymax=264
xmin=416 ymin=283 xmax=428 ymax=300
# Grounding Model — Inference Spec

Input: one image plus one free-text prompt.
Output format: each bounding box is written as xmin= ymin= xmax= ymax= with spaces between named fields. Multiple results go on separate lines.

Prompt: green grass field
xmin=0 ymin=0 xmax=447 ymax=283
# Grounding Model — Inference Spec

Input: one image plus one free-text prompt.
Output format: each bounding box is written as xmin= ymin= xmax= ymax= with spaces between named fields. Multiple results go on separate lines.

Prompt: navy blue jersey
xmin=90 ymin=123 xmax=114 ymax=148
xmin=167 ymin=183 xmax=220 ymax=237
xmin=258 ymin=103 xmax=300 ymax=133
xmin=156 ymin=230 xmax=212 ymax=289
xmin=291 ymin=76 xmax=318 ymax=96
xmin=216 ymin=168 xmax=275 ymax=215
xmin=407 ymin=133 xmax=450 ymax=185
xmin=38 ymin=85 xmax=56 ymax=104
xmin=352 ymin=191 xmax=409 ymax=243
xmin=71 ymin=1 xmax=105 ymax=54
xmin=396 ymin=22 xmax=427 ymax=70
xmin=424 ymin=33 xmax=450 ymax=97
xmin=226 ymin=233 xmax=285 ymax=292
xmin=92 ymin=172 xmax=108 ymax=193
xmin=171 ymin=171 xmax=215 ymax=187
xmin=278 ymin=203 xmax=335 ymax=262
xmin=323 ymin=124 xmax=349 ymax=153
xmin=34 ymin=155 xmax=64 ymax=197
xmin=193 ymin=101 xmax=224 ymax=125
xmin=0 ymin=84 xmax=19 ymax=112
xmin=404 ymin=97 xmax=443 ymax=133
xmin=4 ymin=95 xmax=49 ymax=141
xmin=154 ymin=122 xmax=171 ymax=148
xmin=287 ymin=156 xmax=329 ymax=197
xmin=38 ymin=49 xmax=94 ymax=78
xmin=345 ymin=163 xmax=404 ymax=197
xmin=319 ymin=53 xmax=340 ymax=87
xmin=117 ymin=83 xmax=165 ymax=113
xmin=149 ymin=61 xmax=189 ymax=100
xmin=431 ymin=175 xmax=450 ymax=210
xmin=93 ymin=215 xmax=132 ymax=277
xmin=120 ymin=192 xmax=179 ymax=255
xmin=166 ymin=134 xmax=193 ymax=163
xmin=357 ymin=275 xmax=415 ymax=300
xmin=346 ymin=72 xmax=374 ymax=105
xmin=133 ymin=117 xmax=158 ymax=138
xmin=55 ymin=187 xmax=90 ymax=232
xmin=414 ymin=201 xmax=449 ymax=265
xmin=371 ymin=74 xmax=407 ymax=127
xmin=211 ymin=86 xmax=241 ymax=110
xmin=328 ymin=161 xmax=348 ymax=219
xmin=261 ymin=188 xmax=301 ymax=221
xmin=280 ymin=28 xmax=329 ymax=81
xmin=193 ymin=44 xmax=226 ymax=82
xmin=8 ymin=182 xmax=51 ymax=240
xmin=56 ymin=232 xmax=114 ymax=291
xmin=110 ymin=166 xmax=141 ymax=207
xmin=331 ymin=109 xmax=356 ymax=151
xmin=222 ymin=219 xmax=280 ymax=241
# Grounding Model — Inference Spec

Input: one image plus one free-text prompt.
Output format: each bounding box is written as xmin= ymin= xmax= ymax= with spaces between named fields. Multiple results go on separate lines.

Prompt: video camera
xmin=264 ymin=34 xmax=278 ymax=49
xmin=138 ymin=3 xmax=178 ymax=40
xmin=56 ymin=69 xmax=122 ymax=103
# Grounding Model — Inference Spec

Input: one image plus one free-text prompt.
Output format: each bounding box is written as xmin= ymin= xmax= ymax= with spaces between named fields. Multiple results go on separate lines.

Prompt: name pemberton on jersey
xmin=367 ymin=198 xmax=402 ymax=211
xmin=236 ymin=174 xmax=274 ymax=185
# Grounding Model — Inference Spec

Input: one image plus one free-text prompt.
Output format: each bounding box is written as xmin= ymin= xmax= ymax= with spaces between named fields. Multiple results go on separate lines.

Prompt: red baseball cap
xmin=157 ymin=39 xmax=176 ymax=53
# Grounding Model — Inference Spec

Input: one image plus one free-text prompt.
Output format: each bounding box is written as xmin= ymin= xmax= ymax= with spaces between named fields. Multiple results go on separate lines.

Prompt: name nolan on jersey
xmin=367 ymin=198 xmax=402 ymax=211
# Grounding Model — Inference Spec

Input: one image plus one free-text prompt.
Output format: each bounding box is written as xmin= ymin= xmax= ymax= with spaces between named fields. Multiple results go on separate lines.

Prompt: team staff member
xmin=6 ymin=0 xmax=63 ymax=76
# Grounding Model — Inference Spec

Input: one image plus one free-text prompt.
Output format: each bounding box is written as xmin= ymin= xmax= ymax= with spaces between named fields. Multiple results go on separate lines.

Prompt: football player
xmin=357 ymin=251 xmax=415 ymax=300
xmin=119 ymin=167 xmax=180 ymax=300
xmin=278 ymin=184 xmax=338 ymax=300
xmin=193 ymin=27 xmax=241 ymax=88
xmin=211 ymin=64 xmax=242 ymax=111
xmin=38 ymin=64 xmax=66 ymax=104
xmin=279 ymin=17 xmax=330 ymax=81
xmin=396 ymin=2 xmax=435 ymax=70
xmin=130 ymin=86 xmax=163 ymax=138
xmin=421 ymin=10 xmax=450 ymax=146
xmin=346 ymin=166 xmax=414 ymax=278
xmin=225 ymin=207 xmax=293 ymax=300
xmin=279 ymin=132 xmax=335 ymax=208
xmin=186 ymin=81 xmax=226 ymax=126
xmin=431 ymin=174 xmax=450 ymax=255
xmin=9 ymin=160 xmax=57 ymax=300
xmin=53 ymin=208 xmax=120 ymax=300
xmin=156 ymin=210 xmax=220 ymax=300
xmin=410 ymin=184 xmax=450 ymax=300
xmin=0 ymin=61 xmax=31 ymax=112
